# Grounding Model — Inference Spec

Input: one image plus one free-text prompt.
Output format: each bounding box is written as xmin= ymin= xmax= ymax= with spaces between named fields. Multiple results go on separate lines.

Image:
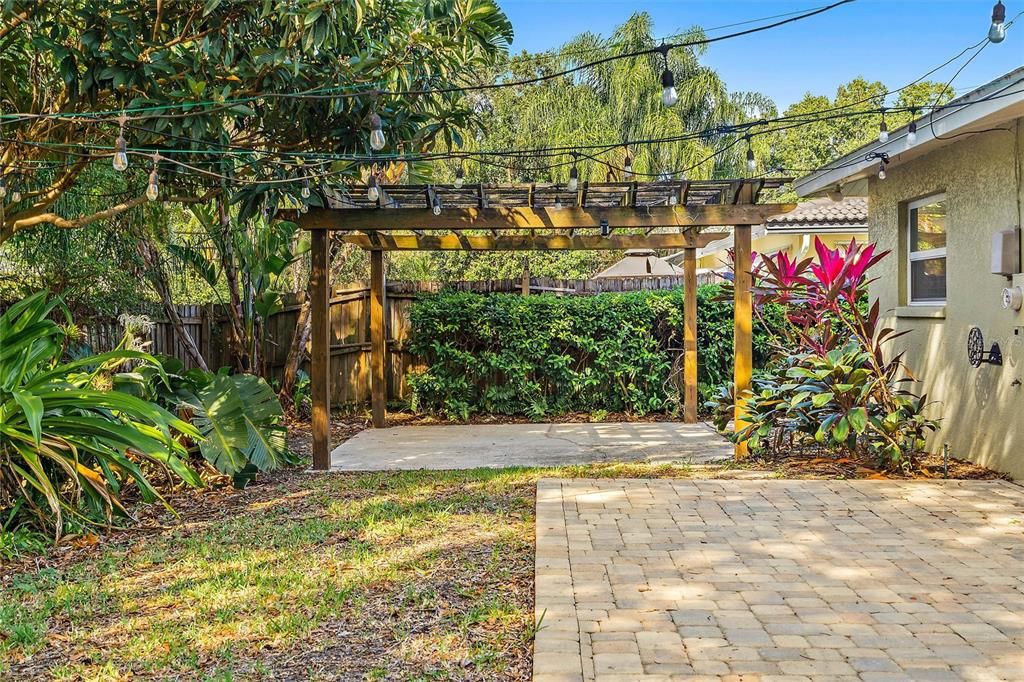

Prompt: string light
xmin=431 ymin=190 xmax=442 ymax=216
xmin=299 ymin=202 xmax=309 ymax=213
xmin=301 ymin=177 xmax=311 ymax=198
xmin=874 ymin=152 xmax=890 ymax=180
xmin=623 ymin=151 xmax=634 ymax=180
xmin=11 ymin=187 xmax=21 ymax=203
xmin=146 ymin=154 xmax=160 ymax=201
xmin=368 ymin=112 xmax=386 ymax=151
xmin=113 ymin=116 xmax=129 ymax=171
xmin=745 ymin=136 xmax=756 ymax=172
xmin=906 ymin=113 xmax=918 ymax=147
xmin=454 ymin=164 xmax=465 ymax=188
xmin=990 ymin=1 xmax=1007 ymax=42
xmin=554 ymin=196 xmax=563 ymax=210
xmin=567 ymin=156 xmax=579 ymax=192
xmin=658 ymin=45 xmax=678 ymax=107
xmin=878 ymin=111 xmax=889 ymax=143
xmin=367 ymin=175 xmax=380 ymax=202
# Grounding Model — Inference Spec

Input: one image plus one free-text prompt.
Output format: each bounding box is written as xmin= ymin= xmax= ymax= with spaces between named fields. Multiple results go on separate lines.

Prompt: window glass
xmin=910 ymin=200 xmax=946 ymax=252
xmin=910 ymin=257 xmax=946 ymax=302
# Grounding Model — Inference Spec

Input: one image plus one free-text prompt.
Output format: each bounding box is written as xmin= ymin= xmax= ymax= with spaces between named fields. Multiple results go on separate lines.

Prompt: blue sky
xmin=499 ymin=0 xmax=1023 ymax=109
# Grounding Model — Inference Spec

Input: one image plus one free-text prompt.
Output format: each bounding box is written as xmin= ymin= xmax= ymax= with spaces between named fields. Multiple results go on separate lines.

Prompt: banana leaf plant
xmin=0 ymin=292 xmax=202 ymax=537
xmin=115 ymin=356 xmax=295 ymax=486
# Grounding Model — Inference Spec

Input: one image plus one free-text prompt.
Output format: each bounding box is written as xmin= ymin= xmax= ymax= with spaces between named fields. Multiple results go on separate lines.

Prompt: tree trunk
xmin=137 ymin=237 xmax=210 ymax=371
xmin=279 ymin=290 xmax=312 ymax=409
xmin=217 ymin=198 xmax=249 ymax=372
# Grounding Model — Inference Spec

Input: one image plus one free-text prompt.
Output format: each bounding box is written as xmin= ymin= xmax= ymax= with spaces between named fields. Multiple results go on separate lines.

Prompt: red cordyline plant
xmin=731 ymin=237 xmax=938 ymax=469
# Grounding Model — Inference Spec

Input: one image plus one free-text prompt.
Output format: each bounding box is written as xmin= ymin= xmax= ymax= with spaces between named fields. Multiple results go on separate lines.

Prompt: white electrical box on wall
xmin=992 ymin=228 xmax=1021 ymax=276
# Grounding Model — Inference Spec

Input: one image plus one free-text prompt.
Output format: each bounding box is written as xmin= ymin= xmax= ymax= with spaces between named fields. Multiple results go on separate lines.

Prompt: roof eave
xmin=795 ymin=68 xmax=1024 ymax=198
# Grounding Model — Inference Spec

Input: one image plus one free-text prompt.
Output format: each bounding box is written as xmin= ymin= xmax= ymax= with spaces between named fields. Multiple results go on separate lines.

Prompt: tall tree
xmin=0 ymin=0 xmax=513 ymax=241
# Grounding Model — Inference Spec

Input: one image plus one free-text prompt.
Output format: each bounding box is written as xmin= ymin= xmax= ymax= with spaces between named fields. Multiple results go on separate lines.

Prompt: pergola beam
xmin=298 ymin=204 xmax=794 ymax=232
xmin=340 ymin=231 xmax=726 ymax=251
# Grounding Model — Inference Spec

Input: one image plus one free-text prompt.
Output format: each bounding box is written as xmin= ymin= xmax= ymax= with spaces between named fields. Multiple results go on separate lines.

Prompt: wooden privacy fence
xmin=262 ymin=274 xmax=720 ymax=406
xmin=80 ymin=305 xmax=215 ymax=370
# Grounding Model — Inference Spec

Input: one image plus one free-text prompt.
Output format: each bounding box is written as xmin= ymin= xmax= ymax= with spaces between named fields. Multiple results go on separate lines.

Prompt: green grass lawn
xmin=0 ymin=462 xmax=698 ymax=681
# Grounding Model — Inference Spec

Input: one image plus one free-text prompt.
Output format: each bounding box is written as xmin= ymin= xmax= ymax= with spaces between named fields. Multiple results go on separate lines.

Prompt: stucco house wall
xmin=695 ymin=232 xmax=865 ymax=271
xmin=867 ymin=119 xmax=1024 ymax=477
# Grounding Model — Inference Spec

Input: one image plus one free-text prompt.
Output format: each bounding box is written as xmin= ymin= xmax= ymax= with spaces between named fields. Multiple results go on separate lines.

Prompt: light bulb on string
xmin=113 ymin=115 xmax=129 ymax=171
xmin=623 ymin=153 xmax=634 ymax=180
xmin=906 ymin=120 xmax=918 ymax=147
xmin=10 ymin=188 xmax=21 ymax=203
xmin=454 ymin=164 xmax=465 ymax=189
xmin=431 ymin=189 xmax=442 ymax=216
xmin=301 ymin=177 xmax=311 ymax=199
xmin=567 ymin=160 xmax=579 ymax=192
xmin=554 ymin=196 xmax=563 ymax=210
xmin=745 ymin=137 xmax=756 ymax=173
xmin=146 ymin=154 xmax=160 ymax=201
xmin=367 ymin=175 xmax=380 ymax=202
xmin=658 ymin=45 xmax=677 ymax=107
xmin=990 ymin=1 xmax=1006 ymax=43
xmin=878 ymin=112 xmax=889 ymax=143
xmin=368 ymin=112 xmax=386 ymax=151
xmin=299 ymin=202 xmax=309 ymax=214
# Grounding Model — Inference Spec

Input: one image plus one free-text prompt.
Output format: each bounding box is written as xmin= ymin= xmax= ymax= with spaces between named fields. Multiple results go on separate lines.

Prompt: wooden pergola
xmin=297 ymin=179 xmax=795 ymax=470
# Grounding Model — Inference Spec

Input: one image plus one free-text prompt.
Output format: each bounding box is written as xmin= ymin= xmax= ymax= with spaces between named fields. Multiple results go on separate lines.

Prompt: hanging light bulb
xmin=554 ymin=196 xmax=563 ymax=210
xmin=878 ymin=113 xmax=889 ymax=143
xmin=10 ymin=188 xmax=21 ymax=203
xmin=111 ymin=115 xmax=129 ymax=171
xmin=623 ymin=154 xmax=634 ymax=180
xmin=567 ymin=163 xmax=579 ymax=192
xmin=299 ymin=203 xmax=309 ymax=214
xmin=878 ymin=160 xmax=887 ymax=180
xmin=431 ymin=191 xmax=442 ymax=216
xmin=454 ymin=164 xmax=465 ymax=189
xmin=669 ymin=194 xmax=679 ymax=206
xmin=989 ymin=1 xmax=1007 ymax=43
xmin=746 ymin=137 xmax=756 ymax=173
xmin=0 ymin=176 xmax=6 ymax=199
xmin=906 ymin=121 xmax=918 ymax=147
xmin=367 ymin=175 xmax=380 ymax=202
xmin=661 ymin=69 xmax=677 ymax=107
xmin=113 ymin=134 xmax=129 ymax=171
xmin=657 ymin=44 xmax=677 ymax=107
xmin=146 ymin=154 xmax=160 ymax=201
xmin=300 ymin=177 xmax=311 ymax=199
xmin=368 ymin=112 xmax=386 ymax=151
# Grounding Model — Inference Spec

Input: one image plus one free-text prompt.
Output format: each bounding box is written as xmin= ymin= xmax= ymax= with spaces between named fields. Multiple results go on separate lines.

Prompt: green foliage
xmin=0 ymin=292 xmax=202 ymax=537
xmin=116 ymin=357 xmax=296 ymax=480
xmin=406 ymin=287 xmax=783 ymax=419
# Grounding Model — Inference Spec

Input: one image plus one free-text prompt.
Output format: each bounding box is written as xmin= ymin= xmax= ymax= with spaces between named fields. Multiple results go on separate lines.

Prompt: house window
xmin=907 ymin=194 xmax=947 ymax=304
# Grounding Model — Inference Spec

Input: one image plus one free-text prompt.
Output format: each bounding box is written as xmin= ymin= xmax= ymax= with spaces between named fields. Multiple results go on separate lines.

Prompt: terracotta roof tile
xmin=766 ymin=197 xmax=867 ymax=229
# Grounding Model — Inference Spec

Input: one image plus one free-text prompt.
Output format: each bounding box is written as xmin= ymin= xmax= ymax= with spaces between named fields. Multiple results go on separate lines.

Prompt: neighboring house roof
xmin=593 ymin=249 xmax=683 ymax=278
xmin=764 ymin=197 xmax=868 ymax=233
xmin=795 ymin=66 xmax=1024 ymax=198
xmin=664 ymin=197 xmax=868 ymax=263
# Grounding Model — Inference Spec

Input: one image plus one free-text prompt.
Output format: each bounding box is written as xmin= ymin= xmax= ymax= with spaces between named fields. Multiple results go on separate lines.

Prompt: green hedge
xmin=405 ymin=287 xmax=784 ymax=419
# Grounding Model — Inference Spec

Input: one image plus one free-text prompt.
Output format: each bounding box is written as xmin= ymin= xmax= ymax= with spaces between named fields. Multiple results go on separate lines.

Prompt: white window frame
xmin=906 ymin=193 xmax=947 ymax=305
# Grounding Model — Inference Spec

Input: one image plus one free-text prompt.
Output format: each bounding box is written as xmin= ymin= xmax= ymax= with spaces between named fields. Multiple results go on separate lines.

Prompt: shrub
xmin=727 ymin=238 xmax=939 ymax=469
xmin=406 ymin=287 xmax=784 ymax=419
xmin=0 ymin=293 xmax=202 ymax=537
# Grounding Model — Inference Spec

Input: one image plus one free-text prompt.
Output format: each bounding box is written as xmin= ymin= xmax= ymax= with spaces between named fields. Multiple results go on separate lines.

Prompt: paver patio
xmin=330 ymin=422 xmax=731 ymax=470
xmin=534 ymin=479 xmax=1024 ymax=681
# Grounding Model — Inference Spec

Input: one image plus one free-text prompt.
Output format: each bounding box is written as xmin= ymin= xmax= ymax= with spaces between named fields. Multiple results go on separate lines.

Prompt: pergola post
xmin=370 ymin=249 xmax=387 ymax=428
xmin=309 ymin=229 xmax=331 ymax=470
xmin=733 ymin=225 xmax=753 ymax=458
xmin=682 ymin=248 xmax=698 ymax=424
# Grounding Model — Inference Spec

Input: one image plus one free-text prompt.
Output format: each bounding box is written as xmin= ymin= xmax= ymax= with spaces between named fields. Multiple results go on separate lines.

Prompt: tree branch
xmin=1 ymin=190 xmax=219 ymax=242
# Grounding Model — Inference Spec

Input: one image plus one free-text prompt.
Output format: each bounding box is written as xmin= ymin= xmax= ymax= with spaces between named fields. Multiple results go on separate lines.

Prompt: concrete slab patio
xmin=330 ymin=422 xmax=731 ymax=470
xmin=534 ymin=479 xmax=1024 ymax=682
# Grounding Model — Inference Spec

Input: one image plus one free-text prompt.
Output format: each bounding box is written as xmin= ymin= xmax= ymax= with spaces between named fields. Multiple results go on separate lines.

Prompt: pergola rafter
xmin=296 ymin=179 xmax=795 ymax=470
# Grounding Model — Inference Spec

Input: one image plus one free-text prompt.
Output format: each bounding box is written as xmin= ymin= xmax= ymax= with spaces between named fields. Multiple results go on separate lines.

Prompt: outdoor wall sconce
xmin=968 ymin=326 xmax=1003 ymax=368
